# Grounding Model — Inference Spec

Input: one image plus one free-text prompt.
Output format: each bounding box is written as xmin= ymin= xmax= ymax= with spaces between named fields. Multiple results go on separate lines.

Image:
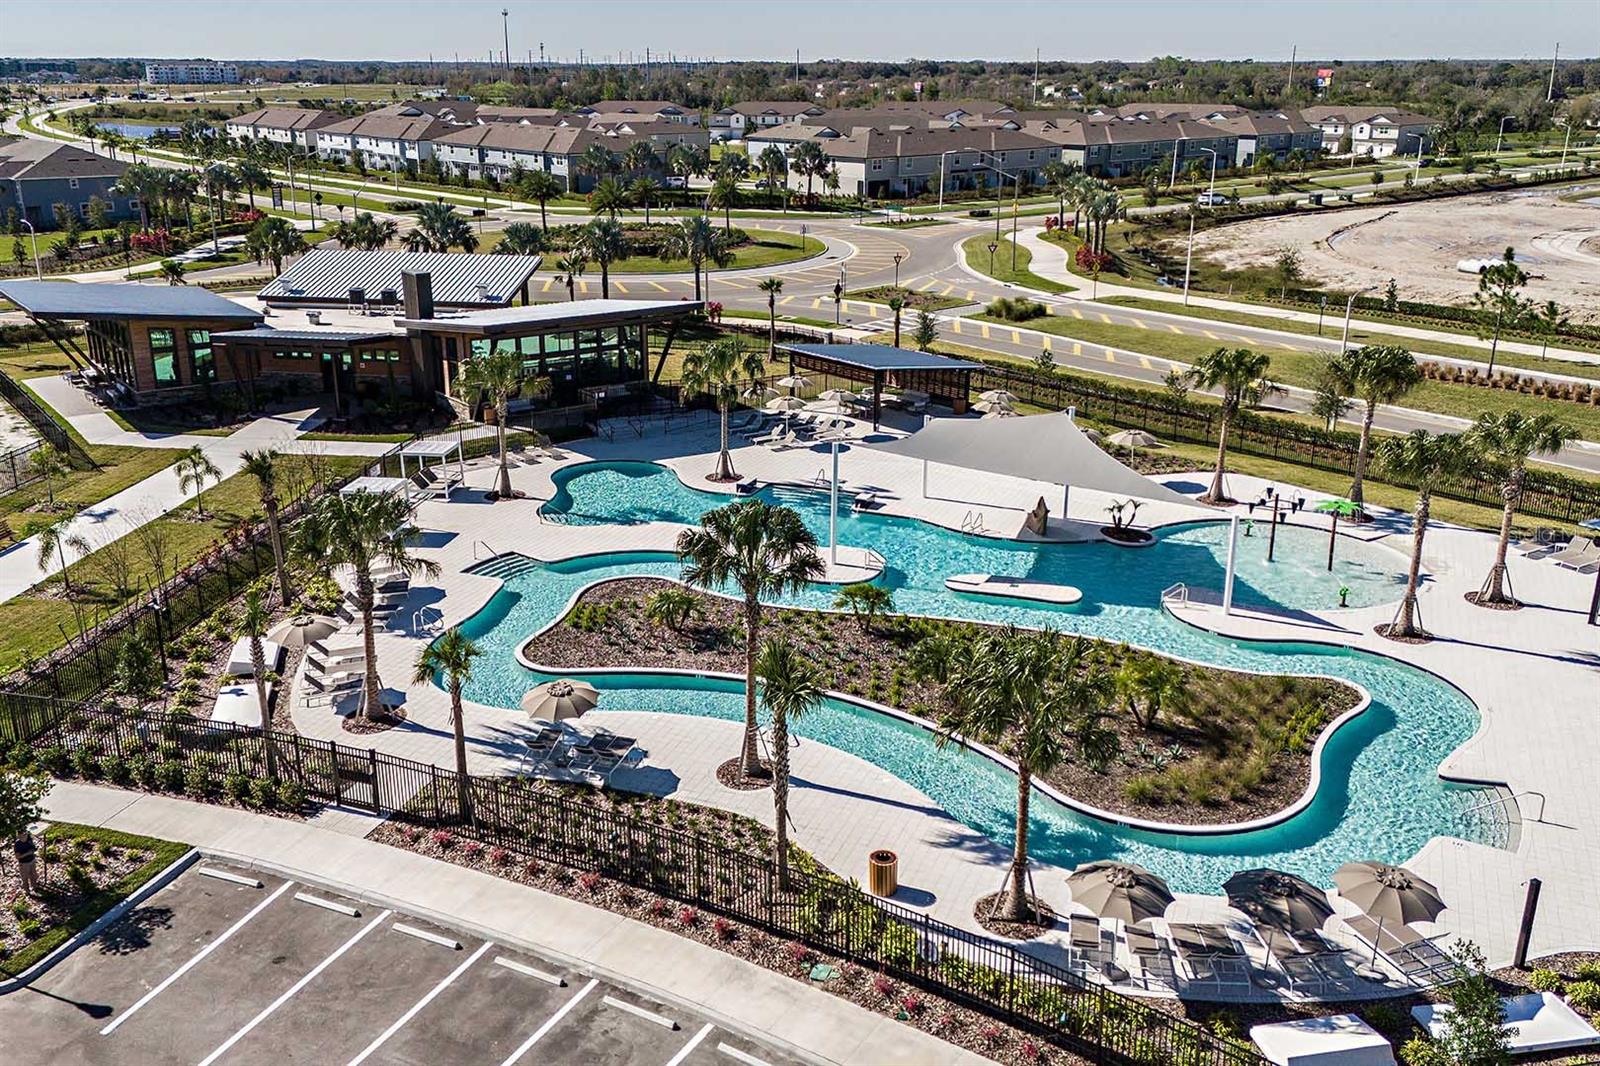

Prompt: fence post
xmin=329 ymin=739 xmax=342 ymax=804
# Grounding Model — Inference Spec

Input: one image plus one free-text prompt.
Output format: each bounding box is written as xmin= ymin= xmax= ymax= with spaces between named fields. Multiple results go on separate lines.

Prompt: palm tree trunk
xmin=252 ymin=643 xmax=276 ymax=778
xmin=495 ymin=399 xmax=513 ymax=498
xmin=1207 ymin=414 xmax=1232 ymax=502
xmin=767 ymin=300 xmax=776 ymax=362
xmin=1349 ymin=400 xmax=1377 ymax=508
xmin=264 ymin=499 xmax=291 ymax=605
xmin=1392 ymin=491 xmax=1431 ymax=637
xmin=740 ymin=597 xmax=764 ymax=779
xmin=451 ymin=688 xmax=473 ymax=822
xmin=693 ymin=263 xmax=702 ymax=302
xmin=356 ymin=567 xmax=382 ymax=720
xmin=1004 ymin=764 xmax=1032 ymax=921
xmin=773 ymin=705 xmax=791 ymax=888
xmin=600 ymin=263 xmax=610 ymax=299
xmin=714 ymin=401 xmax=735 ymax=480
xmin=1481 ymin=475 xmax=1519 ymax=604
xmin=539 ymin=199 xmax=548 ymax=230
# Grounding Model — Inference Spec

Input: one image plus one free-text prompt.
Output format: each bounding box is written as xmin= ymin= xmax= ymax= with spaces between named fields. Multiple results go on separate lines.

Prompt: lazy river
xmin=449 ymin=460 xmax=1496 ymax=894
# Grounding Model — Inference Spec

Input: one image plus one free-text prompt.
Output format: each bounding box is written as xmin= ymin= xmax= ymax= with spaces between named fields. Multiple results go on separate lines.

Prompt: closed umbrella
xmin=266 ymin=614 xmax=338 ymax=649
xmin=521 ymin=678 xmax=600 ymax=722
xmin=1334 ymin=861 xmax=1446 ymax=964
xmin=979 ymin=389 xmax=1019 ymax=404
xmin=1067 ymin=861 xmax=1175 ymax=925
xmin=1224 ymin=868 xmax=1334 ymax=948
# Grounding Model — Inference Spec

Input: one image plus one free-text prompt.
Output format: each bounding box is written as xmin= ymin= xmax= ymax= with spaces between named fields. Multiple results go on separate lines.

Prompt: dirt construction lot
xmin=1187 ymin=184 xmax=1600 ymax=319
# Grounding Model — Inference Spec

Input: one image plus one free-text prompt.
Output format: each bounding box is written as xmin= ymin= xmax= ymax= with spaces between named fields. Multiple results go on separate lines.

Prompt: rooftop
xmin=396 ymin=297 xmax=704 ymax=334
xmin=209 ymin=327 xmax=401 ymax=344
xmin=779 ymin=342 xmax=982 ymax=372
xmin=0 ymin=279 xmax=263 ymax=322
xmin=257 ymin=249 xmax=543 ymax=308
xmin=0 ymin=138 xmax=126 ymax=182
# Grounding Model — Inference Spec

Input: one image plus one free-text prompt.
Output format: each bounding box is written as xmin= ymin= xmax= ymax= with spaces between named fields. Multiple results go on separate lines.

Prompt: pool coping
xmin=501 ymin=562 xmax=1391 ymax=841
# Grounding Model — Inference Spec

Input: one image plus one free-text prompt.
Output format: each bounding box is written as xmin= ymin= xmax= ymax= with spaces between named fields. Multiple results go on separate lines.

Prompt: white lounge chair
xmin=1549 ymin=536 xmax=1600 ymax=572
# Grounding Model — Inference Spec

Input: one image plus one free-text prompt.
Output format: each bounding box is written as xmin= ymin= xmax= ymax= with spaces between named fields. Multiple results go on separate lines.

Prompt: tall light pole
xmin=18 ymin=219 xmax=41 ymax=279
xmin=501 ymin=8 xmax=511 ymax=72
xmin=892 ymin=252 xmax=903 ymax=289
xmin=1495 ymin=116 xmax=1514 ymax=155
xmin=1182 ymin=208 xmax=1196 ymax=306
xmin=1341 ymin=285 xmax=1378 ymax=353
xmin=1559 ymin=119 xmax=1573 ymax=167
xmin=1200 ymin=146 xmax=1219 ymax=204
xmin=936 ymin=148 xmax=961 ymax=212
xmin=1167 ymin=135 xmax=1188 ymax=192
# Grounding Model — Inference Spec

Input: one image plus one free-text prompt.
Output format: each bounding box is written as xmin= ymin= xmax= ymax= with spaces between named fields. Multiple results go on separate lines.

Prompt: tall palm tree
xmin=1329 ymin=344 xmax=1422 ymax=512
xmin=708 ymin=174 xmax=740 ymax=230
xmin=576 ymin=218 xmax=627 ymax=298
xmin=717 ymin=152 xmax=751 ymax=183
xmin=932 ymin=629 xmax=1105 ymax=923
xmin=330 ymin=211 xmax=398 ymax=251
xmin=660 ymin=215 xmax=729 ymax=302
xmin=458 ymin=351 xmax=550 ymax=499
xmin=241 ymin=449 xmax=292 ymax=605
xmin=1468 ymin=411 xmax=1577 ymax=606
xmin=677 ymin=501 xmax=823 ymax=781
xmin=681 ymin=336 xmax=768 ymax=482
xmin=519 ymin=169 xmax=563 ymax=229
xmin=113 ymin=164 xmax=160 ymax=231
xmin=33 ymin=515 xmax=89 ymax=597
xmin=628 ymin=176 xmax=662 ymax=224
xmin=244 ymin=215 xmax=307 ymax=276
xmin=294 ymin=490 xmax=440 ymax=721
xmin=176 ymin=446 xmax=221 ymax=519
xmin=888 ymin=294 xmax=906 ymax=348
xmin=575 ymin=143 xmax=619 ymax=193
xmin=412 ymin=627 xmax=481 ymax=821
xmin=235 ymin=160 xmax=270 ymax=212
xmin=201 ymin=162 xmax=239 ymax=251
xmin=406 ymin=202 xmax=477 ymax=253
xmin=756 ymin=637 xmax=823 ymax=887
xmin=159 ymin=260 xmax=187 ymax=285
xmin=757 ymin=277 xmax=783 ymax=362
xmin=241 ymin=589 xmax=278 ymax=778
xmin=1377 ymin=430 xmax=1477 ymax=640
xmin=757 ymin=144 xmax=788 ymax=209
xmin=790 ymin=141 xmax=827 ymax=205
xmin=1183 ymin=347 xmax=1276 ymax=503
xmin=554 ymin=253 xmax=586 ymax=301
xmin=622 ymin=139 xmax=657 ymax=177
xmin=588 ymin=176 xmax=630 ymax=221
xmin=494 ymin=221 xmax=547 ymax=256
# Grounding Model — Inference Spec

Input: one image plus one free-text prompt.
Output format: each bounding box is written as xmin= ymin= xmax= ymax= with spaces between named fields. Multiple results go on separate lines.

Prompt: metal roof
xmin=780 ymin=343 xmax=981 ymax=373
xmin=0 ymin=280 xmax=264 ymax=322
xmin=210 ymin=328 xmax=402 ymax=344
xmin=397 ymin=298 xmax=703 ymax=335
xmin=256 ymin=250 xmax=543 ymax=308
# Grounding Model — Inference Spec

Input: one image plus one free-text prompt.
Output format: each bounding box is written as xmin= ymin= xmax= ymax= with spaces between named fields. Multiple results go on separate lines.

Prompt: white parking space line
xmin=197 ymin=868 xmax=262 ymax=888
xmin=603 ymin=994 xmax=678 ymax=1030
xmin=345 ymin=940 xmax=493 ymax=1066
xmin=294 ymin=891 xmax=360 ymax=917
xmin=665 ymin=1023 xmax=715 ymax=1066
xmin=101 ymin=880 xmax=293 ymax=1036
xmin=497 ymin=978 xmax=599 ymax=1066
xmin=494 ymin=956 xmax=566 ymax=986
xmin=196 ymin=909 xmax=392 ymax=1066
xmin=391 ymin=922 xmax=462 ymax=950
xmin=716 ymin=1043 xmax=774 ymax=1066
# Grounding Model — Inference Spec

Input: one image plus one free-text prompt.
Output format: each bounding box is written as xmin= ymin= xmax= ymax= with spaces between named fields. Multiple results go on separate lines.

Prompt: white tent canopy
xmin=869 ymin=411 xmax=1205 ymax=513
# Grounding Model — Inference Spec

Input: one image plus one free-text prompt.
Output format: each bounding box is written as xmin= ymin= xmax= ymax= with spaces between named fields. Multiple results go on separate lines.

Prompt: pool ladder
xmin=1160 ymin=582 xmax=1189 ymax=606
xmin=959 ymin=510 xmax=988 ymax=534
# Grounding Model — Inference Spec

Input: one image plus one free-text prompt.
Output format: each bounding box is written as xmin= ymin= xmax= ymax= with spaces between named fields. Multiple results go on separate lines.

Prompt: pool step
xmin=467 ymin=552 xmax=542 ymax=582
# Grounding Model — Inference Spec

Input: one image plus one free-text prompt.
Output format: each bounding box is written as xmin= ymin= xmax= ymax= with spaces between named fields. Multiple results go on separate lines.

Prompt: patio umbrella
xmin=1224 ymin=868 xmax=1334 ymax=946
xmin=742 ymin=383 xmax=777 ymax=400
xmin=1083 ymin=428 xmax=1105 ymax=445
xmin=775 ymin=374 xmax=812 ymax=390
xmin=973 ymin=398 xmax=1014 ymax=414
xmin=816 ymin=388 xmax=861 ymax=405
xmin=1067 ymin=861 xmax=1175 ymax=925
xmin=266 ymin=614 xmax=339 ymax=649
xmin=1315 ymin=498 xmax=1364 ymax=572
xmin=1106 ymin=429 xmax=1161 ymax=450
xmin=521 ymin=679 xmax=600 ymax=722
xmin=765 ymin=395 xmax=807 ymax=413
xmin=979 ymin=389 xmax=1019 ymax=404
xmin=981 ymin=407 xmax=1018 ymax=419
xmin=1334 ymin=861 xmax=1446 ymax=965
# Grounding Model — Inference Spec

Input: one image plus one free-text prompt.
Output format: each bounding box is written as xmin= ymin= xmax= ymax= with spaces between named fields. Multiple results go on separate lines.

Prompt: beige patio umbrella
xmin=1066 ymin=861 xmax=1175 ymax=925
xmin=1224 ymin=868 xmax=1334 ymax=949
xmin=775 ymin=374 xmax=813 ymax=390
xmin=1106 ymin=429 xmax=1162 ymax=450
xmin=981 ymin=407 xmax=1018 ymax=419
xmin=765 ymin=395 xmax=807 ymax=413
xmin=266 ymin=614 xmax=339 ymax=649
xmin=973 ymin=397 xmax=1015 ymax=414
xmin=521 ymin=679 xmax=600 ymax=722
xmin=742 ymin=382 xmax=777 ymax=400
xmin=1334 ymin=861 xmax=1446 ymax=963
xmin=979 ymin=389 xmax=1019 ymax=404
xmin=816 ymin=388 xmax=861 ymax=404
xmin=1083 ymin=427 xmax=1105 ymax=444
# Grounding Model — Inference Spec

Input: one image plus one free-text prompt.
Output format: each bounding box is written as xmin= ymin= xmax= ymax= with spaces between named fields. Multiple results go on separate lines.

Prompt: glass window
xmin=545 ymin=332 xmax=575 ymax=355
xmin=493 ymin=337 xmax=518 ymax=357
xmin=187 ymin=329 xmax=214 ymax=383
xmin=149 ymin=328 xmax=179 ymax=387
xmin=470 ymin=339 xmax=491 ymax=358
xmin=518 ymin=335 xmax=539 ymax=356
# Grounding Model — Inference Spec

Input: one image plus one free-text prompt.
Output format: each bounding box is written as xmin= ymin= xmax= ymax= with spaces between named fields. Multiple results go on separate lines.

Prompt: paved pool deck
xmin=283 ymin=414 xmax=1600 ymax=997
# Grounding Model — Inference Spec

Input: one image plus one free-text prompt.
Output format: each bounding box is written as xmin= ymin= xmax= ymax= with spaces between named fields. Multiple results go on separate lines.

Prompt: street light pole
xmin=1010 ymin=176 xmax=1020 ymax=271
xmin=1341 ymin=285 xmax=1377 ymax=353
xmin=892 ymin=252 xmax=903 ymax=289
xmin=1182 ymin=209 xmax=1196 ymax=306
xmin=1168 ymin=136 xmax=1188 ymax=193
xmin=936 ymin=148 xmax=959 ymax=213
xmin=1201 ymin=147 xmax=1219 ymax=205
xmin=18 ymin=219 xmax=41 ymax=279
xmin=1495 ymin=116 xmax=1513 ymax=155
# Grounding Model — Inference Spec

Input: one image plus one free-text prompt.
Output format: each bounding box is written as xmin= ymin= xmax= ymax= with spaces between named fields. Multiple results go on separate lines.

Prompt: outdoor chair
xmin=302 ymin=672 xmax=361 ymax=709
xmin=1126 ymin=927 xmax=1177 ymax=991
xmin=1549 ymin=536 xmax=1600 ymax=572
xmin=749 ymin=425 xmax=787 ymax=445
xmin=1068 ymin=916 xmax=1111 ymax=975
xmin=1516 ymin=533 xmax=1566 ymax=558
xmin=1343 ymin=915 xmax=1457 ymax=983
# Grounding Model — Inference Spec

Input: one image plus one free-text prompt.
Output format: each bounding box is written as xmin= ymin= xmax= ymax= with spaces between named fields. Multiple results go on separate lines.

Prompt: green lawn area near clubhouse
xmin=960 ymin=233 xmax=1074 ymax=294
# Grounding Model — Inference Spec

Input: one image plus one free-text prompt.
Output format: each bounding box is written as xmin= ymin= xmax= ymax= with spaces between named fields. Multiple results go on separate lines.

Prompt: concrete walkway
xmin=41 ymin=781 xmax=991 ymax=1066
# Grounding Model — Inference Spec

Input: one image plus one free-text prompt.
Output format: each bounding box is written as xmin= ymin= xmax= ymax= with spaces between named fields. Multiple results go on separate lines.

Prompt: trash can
xmin=868 ymin=849 xmax=898 ymax=897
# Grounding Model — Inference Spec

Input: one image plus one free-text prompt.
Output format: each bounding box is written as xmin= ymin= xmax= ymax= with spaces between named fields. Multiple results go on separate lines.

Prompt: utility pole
xmin=539 ymin=42 xmax=545 ymax=65
xmin=1548 ymin=42 xmax=1560 ymax=102
xmin=1286 ymin=44 xmax=1296 ymax=96
xmin=1033 ymin=48 xmax=1040 ymax=106
xmin=795 ymin=49 xmax=801 ymax=85
xmin=501 ymin=8 xmax=510 ymax=72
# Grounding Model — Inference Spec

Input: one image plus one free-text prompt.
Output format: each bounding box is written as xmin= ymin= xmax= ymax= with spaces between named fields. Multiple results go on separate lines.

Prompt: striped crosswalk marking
xmin=649 ymin=280 xmax=671 ymax=292
xmin=940 ymin=283 xmax=956 ymax=296
xmin=613 ymin=282 xmax=629 ymax=293
xmin=979 ymin=323 xmax=991 ymax=339
xmin=1011 ymin=329 xmax=1021 ymax=344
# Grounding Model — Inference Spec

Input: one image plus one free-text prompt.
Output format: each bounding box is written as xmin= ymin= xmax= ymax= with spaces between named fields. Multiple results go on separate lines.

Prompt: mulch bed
xmin=1374 ymin=623 xmax=1434 ymax=644
xmin=523 ymin=578 xmax=1360 ymax=826
xmin=342 ymin=706 xmax=408 ymax=735
xmin=973 ymin=891 xmax=1058 ymax=940
xmin=0 ymin=828 xmax=157 ymax=967
xmin=1464 ymin=590 xmax=1524 ymax=611
xmin=715 ymin=757 xmax=773 ymax=791
xmin=1099 ymin=526 xmax=1154 ymax=544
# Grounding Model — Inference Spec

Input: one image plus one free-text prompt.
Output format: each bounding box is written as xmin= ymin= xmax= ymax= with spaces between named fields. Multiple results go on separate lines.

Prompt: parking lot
xmin=0 ymin=861 xmax=808 ymax=1066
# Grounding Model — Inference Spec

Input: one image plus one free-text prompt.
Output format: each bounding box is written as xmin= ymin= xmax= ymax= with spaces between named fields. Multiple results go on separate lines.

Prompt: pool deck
xmin=286 ymin=416 xmax=1600 ymax=1001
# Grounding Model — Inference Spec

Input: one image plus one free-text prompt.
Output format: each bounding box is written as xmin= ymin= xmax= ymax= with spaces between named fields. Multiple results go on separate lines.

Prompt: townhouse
xmin=429 ymin=123 xmax=689 ymax=191
xmin=576 ymin=101 xmax=699 ymax=125
xmin=0 ymin=139 xmax=135 ymax=230
xmin=709 ymin=100 xmax=826 ymax=140
xmin=314 ymin=112 xmax=458 ymax=170
xmin=1035 ymin=116 xmax=1239 ymax=179
xmin=1300 ymin=106 xmax=1435 ymax=158
xmin=224 ymin=106 xmax=343 ymax=150
xmin=1208 ymin=110 xmax=1323 ymax=168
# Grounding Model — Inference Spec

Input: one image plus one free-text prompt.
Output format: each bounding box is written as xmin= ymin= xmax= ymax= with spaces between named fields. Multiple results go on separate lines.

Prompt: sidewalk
xmin=42 ymin=781 xmax=992 ymax=1066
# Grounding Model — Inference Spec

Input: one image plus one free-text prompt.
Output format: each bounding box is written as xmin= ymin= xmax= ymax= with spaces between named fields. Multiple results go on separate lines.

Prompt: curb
xmin=0 ymin=847 xmax=200 ymax=994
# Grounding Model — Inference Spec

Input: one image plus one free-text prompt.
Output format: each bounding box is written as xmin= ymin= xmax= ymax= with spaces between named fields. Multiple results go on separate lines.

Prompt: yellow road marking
xmin=1139 ymin=355 xmax=1152 ymax=369
xmin=540 ymin=278 xmax=554 ymax=292
xmin=613 ymin=281 xmax=629 ymax=293
xmin=1097 ymin=312 xmax=1113 ymax=324
xmin=866 ymin=304 xmax=880 ymax=318
xmin=1105 ymin=350 xmax=1116 ymax=363
xmin=1069 ymin=307 xmax=1084 ymax=319
xmin=1011 ymin=330 xmax=1021 ymax=344
xmin=980 ymin=323 xmax=991 ymax=339
xmin=1072 ymin=342 xmax=1083 ymax=356
xmin=966 ymin=290 xmax=979 ymax=301
xmin=939 ymin=283 xmax=956 ymax=296
xmin=1279 ymin=341 xmax=1298 ymax=350
xmin=1201 ymin=330 xmax=1219 ymax=340
xmin=780 ymin=295 xmax=796 ymax=306
xmin=649 ymin=281 xmax=670 ymax=292
xmin=1132 ymin=318 xmax=1149 ymax=329
xmin=1166 ymin=323 xmax=1182 ymax=333
xmin=952 ymin=319 xmax=963 ymax=333
xmin=918 ymin=280 xmax=939 ymax=292
xmin=578 ymin=280 xmax=590 ymax=294
xmin=1042 ymin=336 xmax=1052 ymax=352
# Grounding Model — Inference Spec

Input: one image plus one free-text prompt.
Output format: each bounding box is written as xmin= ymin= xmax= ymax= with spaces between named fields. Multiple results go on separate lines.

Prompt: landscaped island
xmin=521 ymin=578 xmax=1361 ymax=826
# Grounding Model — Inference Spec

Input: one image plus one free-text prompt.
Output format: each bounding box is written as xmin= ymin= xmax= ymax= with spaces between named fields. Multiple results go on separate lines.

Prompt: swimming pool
xmin=448 ymin=462 xmax=1491 ymax=894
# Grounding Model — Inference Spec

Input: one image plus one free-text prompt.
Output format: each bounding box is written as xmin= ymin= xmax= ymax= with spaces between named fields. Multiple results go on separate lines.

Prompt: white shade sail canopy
xmin=869 ymin=412 xmax=1205 ymax=510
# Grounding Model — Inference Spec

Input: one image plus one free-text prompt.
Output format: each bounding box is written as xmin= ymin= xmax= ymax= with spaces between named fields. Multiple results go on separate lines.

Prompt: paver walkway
xmin=41 ymin=781 xmax=992 ymax=1066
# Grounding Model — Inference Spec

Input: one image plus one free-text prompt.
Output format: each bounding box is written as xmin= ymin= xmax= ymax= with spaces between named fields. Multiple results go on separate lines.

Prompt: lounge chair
xmin=1549 ymin=536 xmax=1600 ymax=572
xmin=302 ymin=672 xmax=362 ymax=709
xmin=735 ymin=477 xmax=760 ymax=496
xmin=1125 ymin=927 xmax=1177 ymax=991
xmin=852 ymin=492 xmax=884 ymax=512
xmin=1343 ymin=915 xmax=1457 ymax=983
xmin=1068 ymin=915 xmax=1111 ymax=975
xmin=749 ymin=425 xmax=787 ymax=445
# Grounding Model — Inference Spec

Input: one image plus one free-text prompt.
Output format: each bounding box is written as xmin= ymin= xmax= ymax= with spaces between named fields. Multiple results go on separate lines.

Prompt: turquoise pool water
xmin=449 ymin=462 xmax=1489 ymax=895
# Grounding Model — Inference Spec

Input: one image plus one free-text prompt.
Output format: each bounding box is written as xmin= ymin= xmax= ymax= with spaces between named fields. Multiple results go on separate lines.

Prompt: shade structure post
xmin=922 ymin=458 xmax=928 ymax=498
xmin=1222 ymin=514 xmax=1239 ymax=615
xmin=1267 ymin=495 xmax=1279 ymax=562
xmin=829 ymin=439 xmax=839 ymax=564
xmin=1514 ymin=877 xmax=1542 ymax=969
xmin=1061 ymin=483 xmax=1069 ymax=520
xmin=1328 ymin=511 xmax=1338 ymax=572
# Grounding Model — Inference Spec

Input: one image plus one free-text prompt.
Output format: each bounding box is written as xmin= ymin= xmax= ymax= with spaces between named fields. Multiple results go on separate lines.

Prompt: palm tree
xmin=576 ymin=218 xmax=627 ymax=299
xmin=33 ymin=515 xmax=89 ymax=597
xmin=159 ymin=259 xmax=187 ymax=285
xmin=588 ymin=176 xmax=630 ymax=221
xmin=241 ymin=449 xmax=293 ymax=605
xmin=1468 ymin=412 xmax=1577 ymax=606
xmin=708 ymin=174 xmax=740 ymax=230
xmin=235 ymin=160 xmax=269 ymax=212
xmin=575 ymin=143 xmax=619 ymax=193
xmin=757 ymin=277 xmax=783 ymax=362
xmin=1376 ymin=431 xmax=1477 ymax=640
xmin=933 ymin=629 xmax=1103 ymax=923
xmin=644 ymin=586 xmax=701 ymax=631
xmin=241 ymin=588 xmax=278 ymax=778
xmin=554 ymin=253 xmax=586 ymax=301
xmin=412 ymin=627 xmax=481 ymax=821
xmin=245 ymin=215 xmax=307 ymax=276
xmin=629 ymin=176 xmax=662 ymax=224
xmin=1329 ymin=344 xmax=1422 ymax=512
xmin=1183 ymin=347 xmax=1275 ymax=503
xmin=113 ymin=164 xmax=160 ymax=231
xmin=717 ymin=152 xmax=751 ymax=183
xmin=329 ymin=211 xmax=398 ymax=251
xmin=887 ymin=294 xmax=906 ymax=348
xmin=681 ymin=336 xmax=767 ymax=482
xmin=677 ymin=501 xmax=823 ymax=781
xmin=832 ymin=582 xmax=894 ymax=632
xmin=406 ymin=202 xmax=477 ymax=253
xmin=458 ymin=351 xmax=550 ymax=499
xmin=622 ymin=140 xmax=657 ymax=177
xmin=757 ymin=144 xmax=788 ymax=209
xmin=176 ymin=446 xmax=221 ymax=519
xmin=756 ymin=636 xmax=824 ymax=887
xmin=518 ymin=169 xmax=563 ymax=229
xmin=494 ymin=222 xmax=547 ymax=256
xmin=295 ymin=490 xmax=440 ymax=721
xmin=201 ymin=162 xmax=238 ymax=252
xmin=790 ymin=140 xmax=827 ymax=205
xmin=660 ymin=215 xmax=729 ymax=302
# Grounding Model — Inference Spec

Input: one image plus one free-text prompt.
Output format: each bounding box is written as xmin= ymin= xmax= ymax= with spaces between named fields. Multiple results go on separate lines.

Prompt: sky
xmin=4 ymin=0 xmax=1595 ymax=64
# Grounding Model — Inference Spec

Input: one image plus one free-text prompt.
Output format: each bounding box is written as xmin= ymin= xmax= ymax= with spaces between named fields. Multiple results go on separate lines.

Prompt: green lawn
xmin=522 ymin=229 xmax=824 ymax=275
xmin=960 ymin=234 xmax=1074 ymax=294
xmin=864 ymin=217 xmax=952 ymax=230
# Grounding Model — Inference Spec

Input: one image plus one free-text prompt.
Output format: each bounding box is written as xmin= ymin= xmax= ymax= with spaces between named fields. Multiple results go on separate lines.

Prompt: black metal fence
xmin=0 ymin=368 xmax=96 ymax=470
xmin=0 ymin=694 xmax=1263 ymax=1066
xmin=0 ymin=438 xmax=49 ymax=497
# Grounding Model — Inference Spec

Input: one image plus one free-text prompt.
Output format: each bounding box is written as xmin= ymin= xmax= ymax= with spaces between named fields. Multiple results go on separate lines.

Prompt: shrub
xmin=276 ymin=781 xmax=307 ymax=810
xmin=1398 ymin=1036 xmax=1449 ymax=1066
xmin=1575 ymin=962 xmax=1600 ymax=983
xmin=676 ymin=905 xmax=698 ymax=927
xmin=1566 ymin=980 xmax=1600 ymax=1013
xmin=712 ymin=916 xmax=735 ymax=942
xmin=69 ymin=748 xmax=102 ymax=779
xmin=184 ymin=765 xmax=214 ymax=798
xmin=460 ymin=841 xmax=483 ymax=860
xmin=10 ymin=897 xmax=31 ymax=919
xmin=900 ymin=992 xmax=923 ymax=1015
xmin=431 ymin=830 xmax=456 ymax=850
xmin=16 ymin=918 xmax=41 ymax=940
xmin=222 ymin=772 xmax=250 ymax=803
xmin=782 ymin=940 xmax=812 ymax=965
xmin=872 ymin=972 xmax=896 ymax=998
xmin=488 ymin=846 xmax=510 ymax=866
xmin=155 ymin=761 xmax=186 ymax=792
xmin=577 ymin=870 xmax=602 ymax=893
xmin=1527 ymin=968 xmax=1565 ymax=993
xmin=247 ymin=778 xmax=278 ymax=810
xmin=985 ymin=296 xmax=1048 ymax=322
